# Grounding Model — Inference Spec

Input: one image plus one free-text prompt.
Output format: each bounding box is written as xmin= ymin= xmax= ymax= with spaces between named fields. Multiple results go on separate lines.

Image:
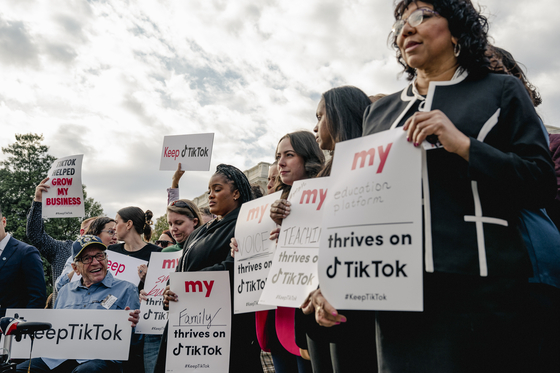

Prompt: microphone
xmin=0 ymin=317 xmax=22 ymax=336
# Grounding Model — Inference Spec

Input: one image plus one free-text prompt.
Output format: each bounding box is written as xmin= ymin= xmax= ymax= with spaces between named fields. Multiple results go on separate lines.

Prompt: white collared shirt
xmin=0 ymin=233 xmax=11 ymax=257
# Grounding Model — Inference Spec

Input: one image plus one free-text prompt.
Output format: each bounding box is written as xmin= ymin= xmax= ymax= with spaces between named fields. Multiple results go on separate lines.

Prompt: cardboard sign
xmin=42 ymin=154 xmax=85 ymax=218
xmin=5 ymin=309 xmax=132 ymax=359
xmin=318 ymin=128 xmax=423 ymax=311
xmin=233 ymin=192 xmax=280 ymax=314
xmin=106 ymin=251 xmax=148 ymax=287
xmin=159 ymin=133 xmax=214 ymax=171
xmin=166 ymin=272 xmax=231 ymax=373
xmin=136 ymin=251 xmax=183 ymax=335
xmin=259 ymin=178 xmax=328 ymax=307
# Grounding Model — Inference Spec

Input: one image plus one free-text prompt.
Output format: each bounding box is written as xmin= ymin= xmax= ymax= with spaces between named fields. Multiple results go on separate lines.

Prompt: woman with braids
xmin=159 ymin=164 xmax=262 ymax=372
xmin=305 ymin=1 xmax=555 ymax=372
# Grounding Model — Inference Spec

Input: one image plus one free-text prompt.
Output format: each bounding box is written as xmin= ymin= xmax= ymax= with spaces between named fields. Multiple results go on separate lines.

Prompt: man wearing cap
xmin=0 ymin=203 xmax=46 ymax=318
xmin=16 ymin=235 xmax=141 ymax=373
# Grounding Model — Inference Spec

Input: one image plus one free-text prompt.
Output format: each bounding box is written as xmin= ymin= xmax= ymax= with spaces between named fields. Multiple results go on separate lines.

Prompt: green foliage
xmin=153 ymin=213 xmax=168 ymax=243
xmin=0 ymin=133 xmax=56 ymax=240
xmin=0 ymin=133 xmax=105 ymax=295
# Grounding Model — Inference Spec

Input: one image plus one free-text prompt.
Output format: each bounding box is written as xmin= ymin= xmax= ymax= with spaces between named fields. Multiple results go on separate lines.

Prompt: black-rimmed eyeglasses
xmin=76 ymin=252 xmax=107 ymax=265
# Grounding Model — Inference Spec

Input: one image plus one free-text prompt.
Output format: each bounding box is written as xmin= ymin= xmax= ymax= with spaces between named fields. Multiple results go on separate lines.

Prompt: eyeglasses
xmin=169 ymin=200 xmax=197 ymax=217
xmin=76 ymin=252 xmax=107 ymax=264
xmin=155 ymin=240 xmax=173 ymax=248
xmin=392 ymin=8 xmax=440 ymax=37
xmin=101 ymin=229 xmax=117 ymax=236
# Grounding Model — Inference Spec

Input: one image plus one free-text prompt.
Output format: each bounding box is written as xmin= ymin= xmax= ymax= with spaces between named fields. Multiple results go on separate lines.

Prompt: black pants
xmin=375 ymin=273 xmax=533 ymax=373
xmin=16 ymin=359 xmax=121 ymax=373
xmin=305 ymin=310 xmax=377 ymax=373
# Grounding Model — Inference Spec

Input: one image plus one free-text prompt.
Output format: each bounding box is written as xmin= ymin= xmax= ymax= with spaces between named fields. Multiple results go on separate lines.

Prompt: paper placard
xmin=159 ymin=133 xmax=214 ymax=171
xmin=259 ymin=178 xmax=328 ymax=307
xmin=42 ymin=154 xmax=85 ymax=218
xmin=318 ymin=128 xmax=423 ymax=311
xmin=5 ymin=309 xmax=132 ymax=359
xmin=106 ymin=251 xmax=148 ymax=286
xmin=166 ymin=272 xmax=231 ymax=373
xmin=136 ymin=251 xmax=183 ymax=334
xmin=233 ymin=192 xmax=280 ymax=314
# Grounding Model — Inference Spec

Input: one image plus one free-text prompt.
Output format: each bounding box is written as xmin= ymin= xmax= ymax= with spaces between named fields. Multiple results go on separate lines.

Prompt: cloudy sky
xmin=1 ymin=0 xmax=558 ymax=222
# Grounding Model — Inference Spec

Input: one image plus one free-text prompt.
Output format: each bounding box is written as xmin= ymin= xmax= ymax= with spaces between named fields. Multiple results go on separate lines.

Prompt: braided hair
xmin=214 ymin=164 xmax=254 ymax=204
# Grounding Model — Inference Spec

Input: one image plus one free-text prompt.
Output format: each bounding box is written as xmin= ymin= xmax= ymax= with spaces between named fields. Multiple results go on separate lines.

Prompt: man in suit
xmin=0 ymin=203 xmax=46 ymax=317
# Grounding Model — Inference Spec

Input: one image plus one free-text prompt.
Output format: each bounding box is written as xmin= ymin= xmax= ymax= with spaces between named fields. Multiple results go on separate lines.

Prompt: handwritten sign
xmin=5 ymin=309 xmax=132 ymax=359
xmin=159 ymin=133 xmax=214 ymax=171
xmin=166 ymin=272 xmax=231 ymax=373
xmin=318 ymin=128 xmax=423 ymax=311
xmin=42 ymin=154 xmax=85 ymax=218
xmin=136 ymin=252 xmax=183 ymax=334
xmin=233 ymin=192 xmax=280 ymax=314
xmin=259 ymin=178 xmax=328 ymax=307
xmin=106 ymin=251 xmax=148 ymax=287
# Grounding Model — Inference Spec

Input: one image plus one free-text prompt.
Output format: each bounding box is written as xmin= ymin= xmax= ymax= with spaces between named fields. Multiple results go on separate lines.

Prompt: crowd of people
xmin=2 ymin=0 xmax=560 ymax=372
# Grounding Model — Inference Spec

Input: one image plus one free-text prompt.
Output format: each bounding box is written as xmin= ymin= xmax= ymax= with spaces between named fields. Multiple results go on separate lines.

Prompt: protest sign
xmin=106 ymin=251 xmax=147 ymax=287
xmin=42 ymin=154 xmax=85 ymax=218
xmin=233 ymin=192 xmax=280 ymax=314
xmin=5 ymin=309 xmax=132 ymax=359
xmin=136 ymin=251 xmax=183 ymax=335
xmin=318 ymin=128 xmax=423 ymax=311
xmin=166 ymin=272 xmax=231 ymax=373
xmin=259 ymin=178 xmax=328 ymax=307
xmin=159 ymin=133 xmax=214 ymax=171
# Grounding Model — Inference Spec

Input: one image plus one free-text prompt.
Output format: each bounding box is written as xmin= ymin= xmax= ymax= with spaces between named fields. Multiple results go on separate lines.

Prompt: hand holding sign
xmin=34 ymin=177 xmax=50 ymax=202
xmin=42 ymin=154 xmax=85 ymax=218
xmin=270 ymin=199 xmax=291 ymax=225
xmin=301 ymin=288 xmax=346 ymax=327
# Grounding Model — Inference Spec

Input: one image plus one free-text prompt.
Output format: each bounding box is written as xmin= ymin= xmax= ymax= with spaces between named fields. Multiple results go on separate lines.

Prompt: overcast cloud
xmin=1 ymin=0 xmax=558 ymax=222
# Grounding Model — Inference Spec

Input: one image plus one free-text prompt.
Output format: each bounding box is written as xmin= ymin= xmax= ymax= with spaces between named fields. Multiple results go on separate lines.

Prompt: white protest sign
xmin=5 ymin=309 xmax=132 ymax=359
xmin=166 ymin=272 xmax=231 ymax=373
xmin=159 ymin=133 xmax=214 ymax=171
xmin=42 ymin=154 xmax=85 ymax=218
xmin=318 ymin=128 xmax=423 ymax=311
xmin=106 ymin=251 xmax=148 ymax=286
xmin=259 ymin=178 xmax=328 ymax=307
xmin=233 ymin=192 xmax=280 ymax=314
xmin=136 ymin=251 xmax=183 ymax=335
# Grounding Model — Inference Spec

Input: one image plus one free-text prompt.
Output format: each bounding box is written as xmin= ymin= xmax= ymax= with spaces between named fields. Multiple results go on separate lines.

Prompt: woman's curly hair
xmin=392 ymin=0 xmax=490 ymax=80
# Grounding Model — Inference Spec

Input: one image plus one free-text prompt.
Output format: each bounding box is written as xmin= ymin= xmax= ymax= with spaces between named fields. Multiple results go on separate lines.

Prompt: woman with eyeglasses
xmin=160 ymin=199 xmax=202 ymax=252
xmin=154 ymin=230 xmax=176 ymax=249
xmin=301 ymin=1 xmax=555 ymax=372
xmin=85 ymin=217 xmax=118 ymax=246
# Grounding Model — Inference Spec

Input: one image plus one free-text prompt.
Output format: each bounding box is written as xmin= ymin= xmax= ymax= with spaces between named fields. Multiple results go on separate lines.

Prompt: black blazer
xmin=0 ymin=236 xmax=47 ymax=317
xmin=363 ymin=72 xmax=556 ymax=278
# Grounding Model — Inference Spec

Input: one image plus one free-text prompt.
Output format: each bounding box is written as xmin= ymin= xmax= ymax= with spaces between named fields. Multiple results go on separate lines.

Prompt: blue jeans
xmin=143 ymin=334 xmax=162 ymax=373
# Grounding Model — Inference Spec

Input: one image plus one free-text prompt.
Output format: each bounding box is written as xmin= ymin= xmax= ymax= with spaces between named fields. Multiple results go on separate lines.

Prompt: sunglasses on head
xmin=170 ymin=200 xmax=197 ymax=217
xmin=155 ymin=240 xmax=173 ymax=248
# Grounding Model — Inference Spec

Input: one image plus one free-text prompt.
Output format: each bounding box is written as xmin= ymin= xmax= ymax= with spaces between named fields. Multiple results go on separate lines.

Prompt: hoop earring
xmin=453 ymin=43 xmax=461 ymax=57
